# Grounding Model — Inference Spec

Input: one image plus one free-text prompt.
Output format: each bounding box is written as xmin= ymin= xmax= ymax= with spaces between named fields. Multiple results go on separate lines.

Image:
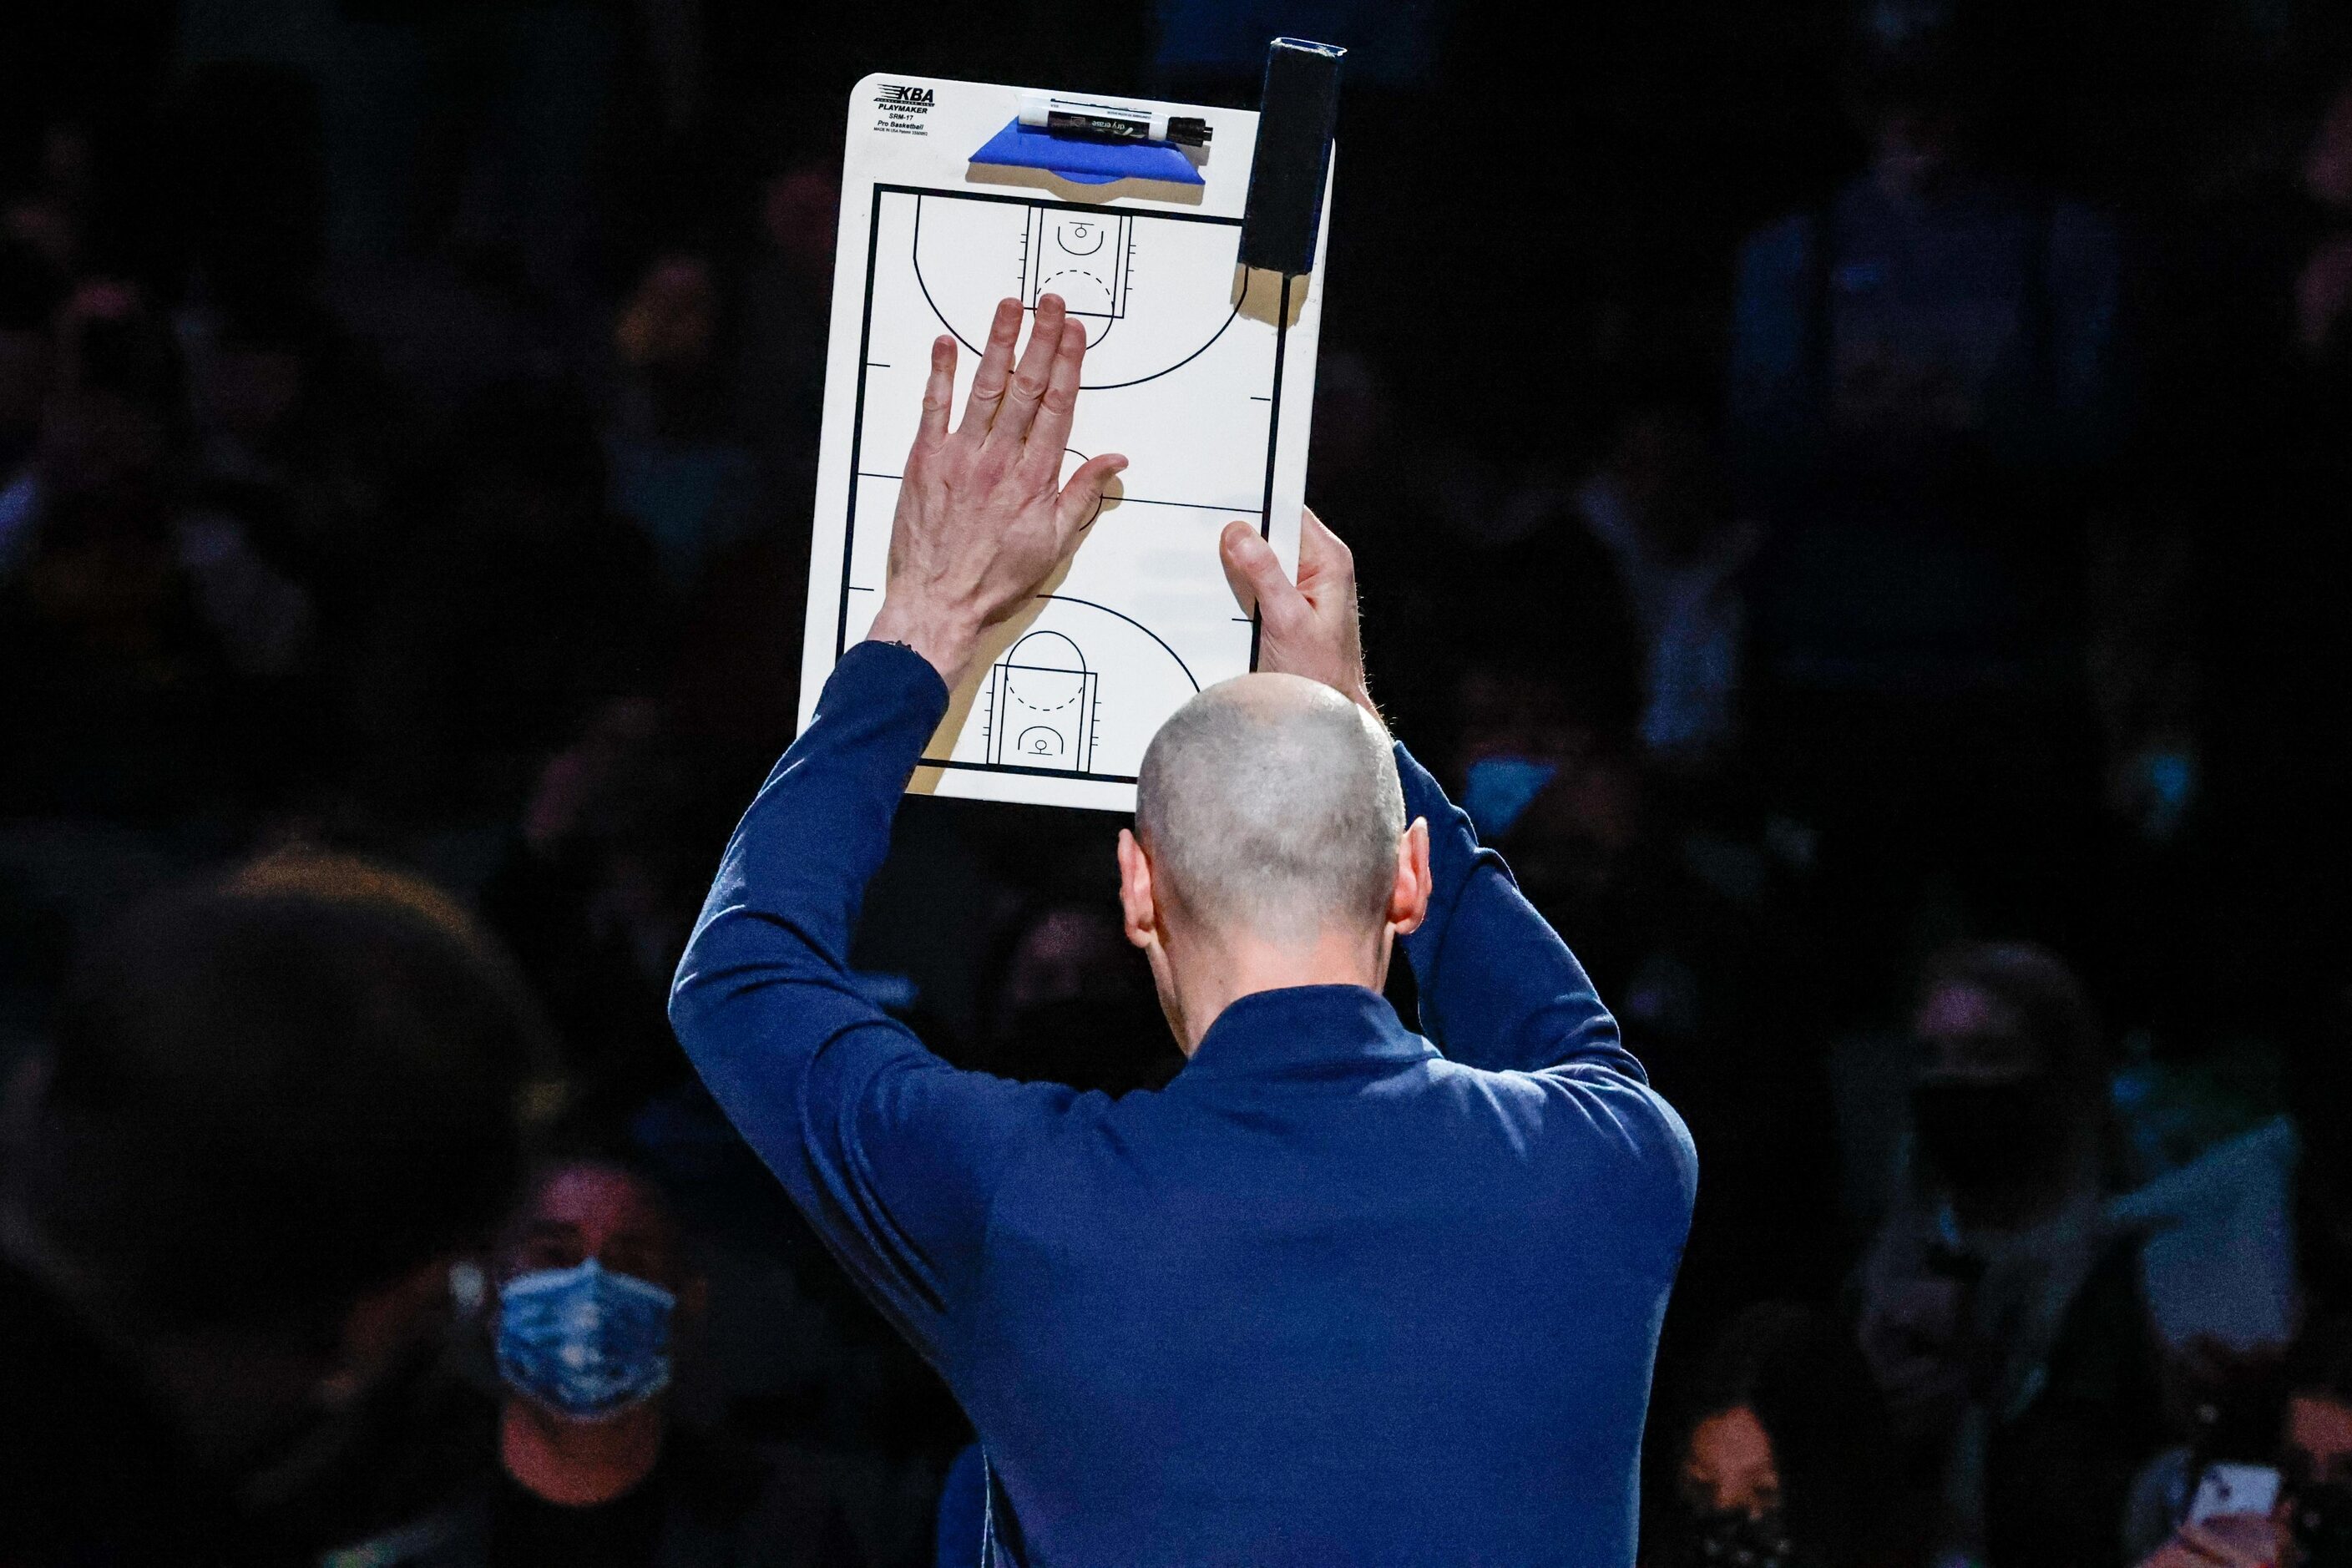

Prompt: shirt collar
xmin=1174 ymin=984 xmax=1435 ymax=1085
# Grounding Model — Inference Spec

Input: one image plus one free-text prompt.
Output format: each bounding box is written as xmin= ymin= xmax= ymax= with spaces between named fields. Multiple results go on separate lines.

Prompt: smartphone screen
xmin=2188 ymin=1462 xmax=2282 ymax=1525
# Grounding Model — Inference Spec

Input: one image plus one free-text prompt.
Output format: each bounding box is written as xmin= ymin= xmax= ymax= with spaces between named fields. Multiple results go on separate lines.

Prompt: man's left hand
xmin=866 ymin=294 xmax=1125 ymax=686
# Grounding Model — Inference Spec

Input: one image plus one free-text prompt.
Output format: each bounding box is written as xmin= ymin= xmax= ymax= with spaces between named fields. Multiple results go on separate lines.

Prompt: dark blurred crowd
xmin=5 ymin=1 xmax=2352 ymax=1565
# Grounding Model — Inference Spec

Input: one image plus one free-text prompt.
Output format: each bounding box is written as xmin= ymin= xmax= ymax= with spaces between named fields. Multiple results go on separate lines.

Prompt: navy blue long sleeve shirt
xmin=670 ymin=641 xmax=1697 ymax=1567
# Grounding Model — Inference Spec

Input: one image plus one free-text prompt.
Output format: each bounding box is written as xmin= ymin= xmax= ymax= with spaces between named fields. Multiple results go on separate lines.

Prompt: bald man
xmin=670 ymin=296 xmax=1697 ymax=1566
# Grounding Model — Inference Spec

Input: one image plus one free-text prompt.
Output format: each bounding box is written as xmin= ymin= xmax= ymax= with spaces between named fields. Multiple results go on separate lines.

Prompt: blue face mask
xmin=496 ymin=1258 xmax=675 ymax=1421
xmin=1461 ymin=756 xmax=1560 ymax=841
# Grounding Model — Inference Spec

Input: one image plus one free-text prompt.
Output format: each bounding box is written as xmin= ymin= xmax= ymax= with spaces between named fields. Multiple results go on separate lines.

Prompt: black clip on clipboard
xmin=1239 ymin=38 xmax=1346 ymax=281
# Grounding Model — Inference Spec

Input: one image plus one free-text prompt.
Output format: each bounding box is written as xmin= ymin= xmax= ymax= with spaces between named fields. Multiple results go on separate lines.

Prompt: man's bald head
xmin=1135 ymin=675 xmax=1405 ymax=945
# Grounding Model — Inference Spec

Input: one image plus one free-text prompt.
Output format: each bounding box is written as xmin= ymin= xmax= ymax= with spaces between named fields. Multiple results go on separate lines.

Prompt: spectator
xmin=1573 ymin=399 xmax=1758 ymax=772
xmin=2132 ymin=1316 xmax=2352 ymax=1568
xmin=1650 ymin=1302 xmax=1909 ymax=1568
xmin=324 ymin=1156 xmax=860 ymax=1568
xmin=488 ymin=696 xmax=718 ymax=1139
xmin=1856 ymin=941 xmax=2165 ymax=1568
xmin=0 ymin=282 xmax=311 ymax=817
xmin=1729 ymin=0 xmax=2122 ymax=980
xmin=0 ymin=850 xmax=556 ymax=1565
xmin=605 ymin=250 xmax=760 ymax=594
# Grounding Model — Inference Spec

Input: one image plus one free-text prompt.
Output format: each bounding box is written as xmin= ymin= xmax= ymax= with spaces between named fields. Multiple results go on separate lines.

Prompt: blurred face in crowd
xmin=2286 ymin=1392 xmax=2352 ymax=1496
xmin=1910 ymin=981 xmax=2078 ymax=1220
xmin=2275 ymin=1392 xmax=2352 ymax=1565
xmin=1682 ymin=1404 xmax=1782 ymax=1519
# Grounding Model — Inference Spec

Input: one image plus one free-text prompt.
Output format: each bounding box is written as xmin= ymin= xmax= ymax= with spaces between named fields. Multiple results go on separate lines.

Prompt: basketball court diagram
xmin=802 ymin=76 xmax=1328 ymax=812
xmin=984 ymin=630 xmax=1097 ymax=771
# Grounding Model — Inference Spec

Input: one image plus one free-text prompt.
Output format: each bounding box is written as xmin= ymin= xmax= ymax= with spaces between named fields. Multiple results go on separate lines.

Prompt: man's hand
xmin=866 ymin=295 xmax=1126 ymax=686
xmin=1219 ymin=507 xmax=1374 ymax=719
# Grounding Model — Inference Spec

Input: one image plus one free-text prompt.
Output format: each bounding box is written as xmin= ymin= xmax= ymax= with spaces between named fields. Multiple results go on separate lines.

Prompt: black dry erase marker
xmin=1017 ymin=94 xmax=1211 ymax=148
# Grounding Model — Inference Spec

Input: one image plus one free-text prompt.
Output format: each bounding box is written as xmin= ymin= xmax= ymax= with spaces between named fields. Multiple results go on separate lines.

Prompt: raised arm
xmin=1218 ymin=509 xmax=1642 ymax=1081
xmin=669 ymin=296 xmax=1125 ymax=1365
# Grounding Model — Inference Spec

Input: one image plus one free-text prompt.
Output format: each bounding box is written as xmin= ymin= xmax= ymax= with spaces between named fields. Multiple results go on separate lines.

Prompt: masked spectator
xmin=0 ymin=851 xmax=557 ymax=1565
xmin=1651 ymin=1302 xmax=1909 ymax=1568
xmin=324 ymin=1157 xmax=858 ymax=1567
xmin=1857 ymin=941 xmax=2164 ymax=1568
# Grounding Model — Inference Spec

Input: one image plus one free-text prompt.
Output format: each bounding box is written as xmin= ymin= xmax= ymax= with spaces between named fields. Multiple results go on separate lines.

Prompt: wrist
xmin=866 ymin=597 xmax=982 ymax=687
xmin=1333 ymin=671 xmax=1379 ymax=727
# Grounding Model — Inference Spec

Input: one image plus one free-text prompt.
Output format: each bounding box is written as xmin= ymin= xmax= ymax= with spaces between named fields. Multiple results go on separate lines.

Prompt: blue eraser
xmin=969 ymin=119 xmax=1204 ymax=187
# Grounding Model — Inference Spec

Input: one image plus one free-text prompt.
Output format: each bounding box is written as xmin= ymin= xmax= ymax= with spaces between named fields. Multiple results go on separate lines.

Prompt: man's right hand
xmin=867 ymin=295 xmax=1125 ymax=687
xmin=1219 ymin=508 xmax=1375 ymax=719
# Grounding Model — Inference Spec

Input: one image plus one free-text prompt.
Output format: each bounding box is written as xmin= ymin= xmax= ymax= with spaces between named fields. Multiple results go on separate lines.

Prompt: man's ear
xmin=1388 ymin=817 xmax=1432 ymax=937
xmin=1116 ymin=828 xmax=1160 ymax=951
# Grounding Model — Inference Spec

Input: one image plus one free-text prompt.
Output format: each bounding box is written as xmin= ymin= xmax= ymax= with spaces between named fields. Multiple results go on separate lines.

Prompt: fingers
xmin=1023 ymin=316 xmax=1090 ymax=469
xmin=956 ymin=297 xmax=1023 ymax=435
xmin=915 ymin=335 xmax=955 ymax=449
xmin=1219 ymin=520 xmax=1308 ymax=626
xmin=1055 ymin=452 xmax=1126 ymax=534
xmin=989 ymin=293 xmax=1067 ymax=449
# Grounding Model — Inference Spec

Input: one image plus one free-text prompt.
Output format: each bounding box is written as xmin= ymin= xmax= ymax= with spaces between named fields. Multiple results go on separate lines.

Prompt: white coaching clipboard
xmin=801 ymin=73 xmax=1333 ymax=813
